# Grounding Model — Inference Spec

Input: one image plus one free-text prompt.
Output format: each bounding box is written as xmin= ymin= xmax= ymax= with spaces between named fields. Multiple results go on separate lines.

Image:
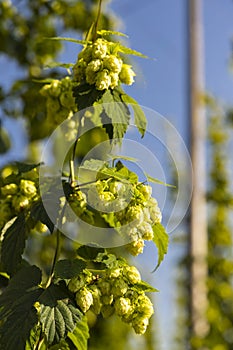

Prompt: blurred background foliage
xmin=174 ymin=96 xmax=233 ymax=350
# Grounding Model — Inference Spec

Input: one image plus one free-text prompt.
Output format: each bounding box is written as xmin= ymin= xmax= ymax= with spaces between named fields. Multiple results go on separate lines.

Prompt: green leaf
xmin=79 ymin=159 xmax=137 ymax=184
xmin=0 ymin=266 xmax=43 ymax=350
xmin=144 ymin=172 xmax=176 ymax=188
xmin=45 ymin=37 xmax=88 ymax=46
xmin=77 ymin=245 xmax=105 ymax=261
xmin=0 ymin=125 xmax=11 ymax=154
xmin=0 ymin=272 xmax=9 ymax=289
xmin=121 ymin=93 xmax=147 ymax=137
xmin=73 ymin=83 xmax=105 ymax=111
xmin=99 ymin=89 xmax=130 ymax=141
xmin=39 ymin=283 xmax=82 ymax=345
xmin=152 ymin=223 xmax=169 ymax=271
xmin=25 ymin=324 xmax=42 ymax=350
xmin=79 ymin=159 xmax=107 ymax=173
xmin=117 ymin=43 xmax=148 ymax=58
xmin=108 ymin=154 xmax=138 ymax=163
xmin=13 ymin=161 xmax=41 ymax=173
xmin=97 ymin=30 xmax=128 ymax=38
xmin=67 ymin=316 xmax=89 ymax=350
xmin=45 ymin=62 xmax=74 ymax=69
xmin=30 ymin=200 xmax=55 ymax=233
xmin=133 ymin=281 xmax=159 ymax=293
xmin=1 ymin=213 xmax=28 ymax=275
xmin=54 ymin=259 xmax=87 ymax=279
xmin=104 ymin=160 xmax=138 ymax=184
xmin=48 ymin=340 xmax=71 ymax=350
xmin=94 ymin=252 xmax=118 ymax=269
xmin=32 ymin=78 xmax=57 ymax=84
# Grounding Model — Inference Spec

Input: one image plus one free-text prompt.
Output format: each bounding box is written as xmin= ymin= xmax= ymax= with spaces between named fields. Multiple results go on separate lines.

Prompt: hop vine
xmin=0 ymin=3 xmax=169 ymax=349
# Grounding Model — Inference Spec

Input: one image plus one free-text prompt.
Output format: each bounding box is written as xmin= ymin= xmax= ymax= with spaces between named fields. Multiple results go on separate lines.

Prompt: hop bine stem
xmin=45 ymin=202 xmax=67 ymax=288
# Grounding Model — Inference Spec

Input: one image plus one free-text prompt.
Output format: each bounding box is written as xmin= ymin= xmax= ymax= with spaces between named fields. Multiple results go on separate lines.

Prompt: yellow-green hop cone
xmin=109 ymin=72 xmax=119 ymax=89
xmin=78 ymin=46 xmax=93 ymax=63
xmin=1 ymin=183 xmax=18 ymax=196
xmin=124 ymin=266 xmax=141 ymax=284
xmin=68 ymin=271 xmax=93 ymax=293
xmin=137 ymin=295 xmax=154 ymax=318
xmin=95 ymin=69 xmax=111 ymax=90
xmin=12 ymin=195 xmax=30 ymax=212
xmin=50 ymin=80 xmax=62 ymax=97
xmin=132 ymin=316 xmax=149 ymax=335
xmin=148 ymin=197 xmax=162 ymax=223
xmin=89 ymin=285 xmax=102 ymax=315
xmin=126 ymin=239 xmax=144 ymax=256
xmin=97 ymin=280 xmax=111 ymax=295
xmin=138 ymin=184 xmax=152 ymax=201
xmin=138 ymin=222 xmax=154 ymax=240
xmin=111 ymin=278 xmax=128 ymax=297
xmin=87 ymin=59 xmax=102 ymax=73
xmin=119 ymin=64 xmax=136 ymax=85
xmin=20 ymin=179 xmax=37 ymax=198
xmin=103 ymin=55 xmax=123 ymax=73
xmin=85 ymin=58 xmax=103 ymax=85
xmin=76 ymin=287 xmax=93 ymax=313
xmin=108 ymin=267 xmax=121 ymax=279
xmin=92 ymin=38 xmax=108 ymax=59
xmin=73 ymin=58 xmax=87 ymax=83
xmin=126 ymin=205 xmax=144 ymax=225
xmin=34 ymin=222 xmax=48 ymax=234
xmin=114 ymin=297 xmax=131 ymax=317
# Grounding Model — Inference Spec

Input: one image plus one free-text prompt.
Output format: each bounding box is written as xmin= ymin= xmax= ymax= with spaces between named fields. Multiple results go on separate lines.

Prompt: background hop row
xmin=73 ymin=38 xmax=136 ymax=90
xmin=68 ymin=254 xmax=154 ymax=335
xmin=40 ymin=77 xmax=77 ymax=127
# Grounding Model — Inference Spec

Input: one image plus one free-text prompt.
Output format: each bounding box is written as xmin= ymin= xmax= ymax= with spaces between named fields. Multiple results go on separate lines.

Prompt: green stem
xmin=93 ymin=0 xmax=102 ymax=41
xmin=45 ymin=202 xmax=67 ymax=288
xmin=45 ymin=229 xmax=61 ymax=288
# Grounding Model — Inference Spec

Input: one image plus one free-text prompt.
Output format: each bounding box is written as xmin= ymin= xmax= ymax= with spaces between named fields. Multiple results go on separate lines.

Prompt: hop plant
xmin=67 ymin=162 xmax=163 ymax=256
xmin=75 ymin=287 xmax=94 ymax=313
xmin=69 ymin=253 xmax=155 ymax=335
xmin=73 ymin=37 xmax=136 ymax=90
xmin=0 ymin=169 xmax=40 ymax=229
xmin=40 ymin=77 xmax=77 ymax=127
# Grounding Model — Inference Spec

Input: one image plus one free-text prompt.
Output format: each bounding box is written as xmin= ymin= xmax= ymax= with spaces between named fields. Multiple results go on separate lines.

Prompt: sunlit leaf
xmin=45 ymin=37 xmax=88 ymax=45
xmin=133 ymin=281 xmax=159 ymax=293
xmin=45 ymin=62 xmax=74 ymax=69
xmin=39 ymin=283 xmax=82 ymax=345
xmin=152 ymin=223 xmax=169 ymax=271
xmin=97 ymin=30 xmax=128 ymax=38
xmin=144 ymin=172 xmax=176 ymax=188
xmin=117 ymin=44 xmax=148 ymax=58
xmin=121 ymin=93 xmax=147 ymax=137
xmin=67 ymin=316 xmax=89 ymax=350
